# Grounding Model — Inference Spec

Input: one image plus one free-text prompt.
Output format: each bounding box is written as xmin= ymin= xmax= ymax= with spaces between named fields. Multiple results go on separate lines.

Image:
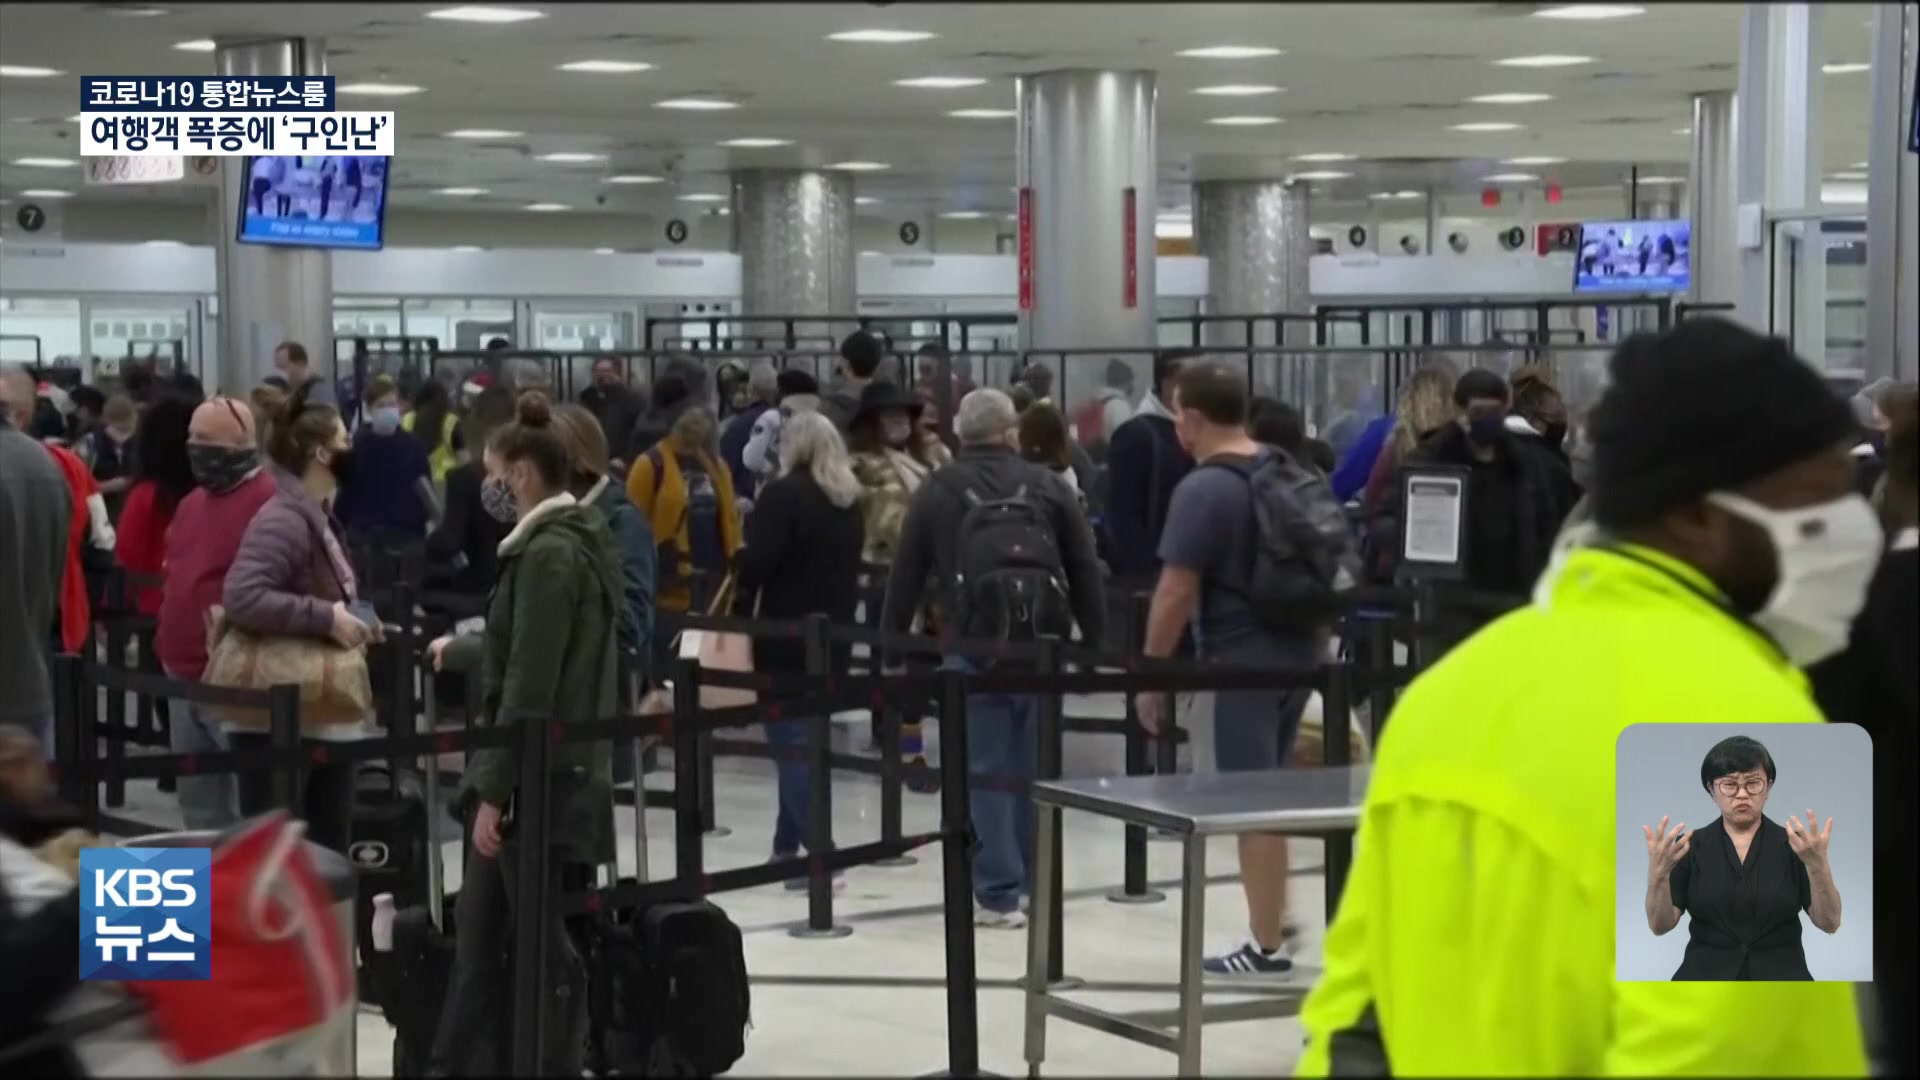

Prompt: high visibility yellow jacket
xmin=1296 ymin=543 xmax=1868 ymax=1077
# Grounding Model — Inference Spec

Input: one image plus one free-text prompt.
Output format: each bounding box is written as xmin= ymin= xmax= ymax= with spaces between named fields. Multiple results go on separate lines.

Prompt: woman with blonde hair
xmin=731 ymin=411 xmax=865 ymax=879
xmin=1361 ymin=362 xmax=1461 ymax=514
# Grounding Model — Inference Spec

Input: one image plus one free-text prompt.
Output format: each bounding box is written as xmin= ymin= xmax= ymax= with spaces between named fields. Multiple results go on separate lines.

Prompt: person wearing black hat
xmin=741 ymin=369 xmax=823 ymax=489
xmin=823 ymin=329 xmax=886 ymax=433
xmin=1371 ymin=367 xmax=1580 ymax=642
xmin=1295 ymin=318 xmax=1876 ymax=1078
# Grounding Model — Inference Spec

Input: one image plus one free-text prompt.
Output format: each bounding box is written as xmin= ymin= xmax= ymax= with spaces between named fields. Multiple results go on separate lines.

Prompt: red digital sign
xmin=1018 ymin=187 xmax=1033 ymax=311
xmin=1122 ymin=186 xmax=1138 ymax=309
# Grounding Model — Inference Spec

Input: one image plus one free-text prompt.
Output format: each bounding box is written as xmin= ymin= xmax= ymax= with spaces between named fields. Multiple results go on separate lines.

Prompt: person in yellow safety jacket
xmin=402 ymin=378 xmax=461 ymax=486
xmin=1297 ymin=318 xmax=1880 ymax=1077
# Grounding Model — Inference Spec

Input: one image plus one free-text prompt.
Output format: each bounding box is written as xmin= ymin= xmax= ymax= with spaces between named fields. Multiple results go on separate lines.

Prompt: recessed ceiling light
xmin=854 ymin=196 xmax=882 ymax=205
xmin=940 ymin=210 xmax=988 ymax=219
xmin=446 ymin=128 xmax=522 ymax=139
xmin=655 ymin=97 xmax=739 ymax=111
xmin=11 ymin=157 xmax=77 ymax=168
xmin=18 ymin=189 xmax=74 ymax=198
xmin=895 ymin=76 xmax=988 ymax=89
xmin=1636 ymin=175 xmax=1685 ymax=184
xmin=171 ymin=39 xmax=214 ymax=52
xmin=1822 ymin=62 xmax=1871 ymax=75
xmin=1504 ymin=155 xmax=1568 ymax=165
xmin=594 ymin=247 xmax=617 ymax=254
xmin=1851 ymin=161 xmax=1869 ymax=169
xmin=535 ymin=151 xmax=606 ymax=162
xmin=450 ymin=245 xmax=485 ymax=252
xmin=1291 ymin=170 xmax=1352 ymax=181
xmin=337 ymin=82 xmax=425 ymax=96
xmin=947 ymin=108 xmax=1017 ymax=119
xmin=1449 ymin=121 xmax=1525 ymax=132
xmin=1370 ymin=190 xmax=1425 ymax=200
xmin=1469 ymin=92 xmax=1555 ymax=104
xmin=827 ymin=29 xmax=936 ymax=43
xmin=603 ymin=174 xmax=663 ymax=185
xmin=143 ymin=239 xmax=186 ymax=248
xmin=1673 ymin=127 xmax=1693 ymax=135
xmin=1194 ymin=84 xmax=1282 ymax=96
xmin=1207 ymin=115 xmax=1283 ymax=126
xmin=436 ymin=186 xmax=488 ymax=196
xmin=1292 ymin=152 xmax=1354 ymax=162
xmin=1829 ymin=170 xmax=1869 ymax=181
xmin=1494 ymin=55 xmax=1594 ymax=68
xmin=1177 ymin=45 xmax=1283 ymax=59
xmin=677 ymin=192 xmax=727 ymax=202
xmin=0 ymin=65 xmax=65 ymax=76
xmin=523 ymin=202 xmax=570 ymax=211
xmin=830 ymin=161 xmax=890 ymax=171
xmin=718 ymin=137 xmax=791 ymax=148
xmin=107 ymin=6 xmax=171 ymax=16
xmin=1532 ymin=5 xmax=1646 ymax=20
xmin=1482 ymin=172 xmax=1539 ymax=183
xmin=426 ymin=6 xmax=546 ymax=24
xmin=66 ymin=113 xmax=84 ymax=123
xmin=558 ymin=60 xmax=654 ymax=73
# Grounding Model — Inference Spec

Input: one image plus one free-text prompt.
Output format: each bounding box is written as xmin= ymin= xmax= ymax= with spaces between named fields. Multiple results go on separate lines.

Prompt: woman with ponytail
xmin=424 ymin=391 xmax=624 ymax=1078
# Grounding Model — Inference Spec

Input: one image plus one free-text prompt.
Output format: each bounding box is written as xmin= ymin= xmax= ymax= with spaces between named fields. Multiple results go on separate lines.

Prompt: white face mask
xmin=1706 ymin=491 xmax=1883 ymax=666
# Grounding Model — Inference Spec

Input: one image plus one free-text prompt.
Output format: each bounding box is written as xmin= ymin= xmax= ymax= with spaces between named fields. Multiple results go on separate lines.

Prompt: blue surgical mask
xmin=369 ymin=406 xmax=402 ymax=435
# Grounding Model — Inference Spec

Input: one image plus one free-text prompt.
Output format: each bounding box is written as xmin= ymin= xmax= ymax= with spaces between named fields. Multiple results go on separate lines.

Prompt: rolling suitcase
xmin=351 ymin=759 xmax=429 ymax=1004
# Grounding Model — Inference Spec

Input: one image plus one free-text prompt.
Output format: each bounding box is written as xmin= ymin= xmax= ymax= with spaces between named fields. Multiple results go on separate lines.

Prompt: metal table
xmin=1024 ymin=768 xmax=1368 ymax=1077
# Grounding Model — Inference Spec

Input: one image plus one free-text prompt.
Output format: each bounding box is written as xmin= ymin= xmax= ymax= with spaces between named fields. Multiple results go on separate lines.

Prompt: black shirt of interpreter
xmin=1668 ymin=815 xmax=1814 ymax=981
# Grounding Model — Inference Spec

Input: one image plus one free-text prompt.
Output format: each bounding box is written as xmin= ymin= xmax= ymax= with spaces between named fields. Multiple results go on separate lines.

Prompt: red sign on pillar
xmin=1017 ymin=187 xmax=1034 ymax=311
xmin=1122 ymin=186 xmax=1138 ymax=308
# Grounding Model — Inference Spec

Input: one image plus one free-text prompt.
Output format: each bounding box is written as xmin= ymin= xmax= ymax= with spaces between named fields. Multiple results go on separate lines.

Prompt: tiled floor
xmin=105 ymin=691 xmax=1326 ymax=1078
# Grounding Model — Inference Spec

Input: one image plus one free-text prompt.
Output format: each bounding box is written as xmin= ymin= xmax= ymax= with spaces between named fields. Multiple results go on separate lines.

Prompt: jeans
xmin=950 ymin=657 xmax=1037 ymax=914
xmin=229 ymin=731 xmax=356 ymax=854
xmin=168 ymin=697 xmax=238 ymax=831
xmin=764 ymin=719 xmax=815 ymax=856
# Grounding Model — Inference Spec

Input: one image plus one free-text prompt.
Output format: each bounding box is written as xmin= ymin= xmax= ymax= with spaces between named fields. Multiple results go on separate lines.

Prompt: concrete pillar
xmin=212 ymin=38 xmax=333 ymax=395
xmin=731 ymin=169 xmax=856 ymax=347
xmin=1734 ymin=3 xmax=1826 ymax=356
xmin=1866 ymin=3 xmax=1919 ymax=383
xmin=1016 ymin=69 xmax=1157 ymax=358
xmin=1688 ymin=90 xmax=1739 ymax=308
xmin=1192 ymin=180 xmax=1312 ymax=348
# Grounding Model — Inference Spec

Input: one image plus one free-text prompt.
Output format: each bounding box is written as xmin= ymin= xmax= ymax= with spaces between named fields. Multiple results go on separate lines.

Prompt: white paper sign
xmin=1403 ymin=475 xmax=1465 ymax=565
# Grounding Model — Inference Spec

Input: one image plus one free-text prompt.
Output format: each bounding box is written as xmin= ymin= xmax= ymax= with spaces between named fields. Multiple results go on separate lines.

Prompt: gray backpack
xmin=1207 ymin=450 xmax=1361 ymax=633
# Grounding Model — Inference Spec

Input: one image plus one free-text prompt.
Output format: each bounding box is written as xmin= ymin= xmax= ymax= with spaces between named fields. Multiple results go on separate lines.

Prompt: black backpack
xmin=937 ymin=469 xmax=1073 ymax=643
xmin=1207 ymin=450 xmax=1362 ymax=633
xmin=586 ymin=899 xmax=751 ymax=1077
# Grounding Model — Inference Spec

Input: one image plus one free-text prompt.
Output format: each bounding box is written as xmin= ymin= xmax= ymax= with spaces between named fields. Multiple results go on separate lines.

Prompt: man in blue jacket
xmin=1103 ymin=349 xmax=1197 ymax=583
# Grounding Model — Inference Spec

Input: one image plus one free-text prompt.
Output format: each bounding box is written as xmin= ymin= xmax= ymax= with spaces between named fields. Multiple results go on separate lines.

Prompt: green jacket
xmin=452 ymin=496 xmax=625 ymax=865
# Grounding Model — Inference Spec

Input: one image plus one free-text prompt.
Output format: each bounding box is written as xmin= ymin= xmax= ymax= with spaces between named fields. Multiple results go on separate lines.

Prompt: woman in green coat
xmin=425 ymin=391 xmax=626 ymax=1077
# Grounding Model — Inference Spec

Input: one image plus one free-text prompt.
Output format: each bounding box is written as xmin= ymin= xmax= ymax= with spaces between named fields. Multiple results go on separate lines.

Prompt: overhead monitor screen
xmin=1572 ymin=218 xmax=1690 ymax=293
xmin=237 ymin=155 xmax=389 ymax=251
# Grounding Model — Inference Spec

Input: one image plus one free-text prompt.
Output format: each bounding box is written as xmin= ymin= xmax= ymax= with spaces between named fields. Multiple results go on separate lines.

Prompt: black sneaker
xmin=1202 ymin=941 xmax=1294 ymax=980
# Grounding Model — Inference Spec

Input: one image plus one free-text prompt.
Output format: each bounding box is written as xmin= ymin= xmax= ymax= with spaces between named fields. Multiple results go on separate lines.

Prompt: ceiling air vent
xmin=601 ymin=33 xmax=697 ymax=47
xmin=969 ymin=50 xmax=1048 ymax=63
xmin=1379 ymin=52 xmax=1479 ymax=63
xmin=1586 ymin=115 xmax=1662 ymax=126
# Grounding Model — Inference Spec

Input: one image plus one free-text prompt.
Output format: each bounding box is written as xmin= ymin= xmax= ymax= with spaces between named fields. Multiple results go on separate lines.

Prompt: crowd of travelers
xmin=1 ymin=316 xmax=1914 ymax=1076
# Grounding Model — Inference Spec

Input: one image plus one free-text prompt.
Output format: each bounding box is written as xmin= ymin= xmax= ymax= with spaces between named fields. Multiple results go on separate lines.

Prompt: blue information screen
xmin=1572 ymin=218 xmax=1690 ymax=293
xmin=237 ymin=154 xmax=388 ymax=251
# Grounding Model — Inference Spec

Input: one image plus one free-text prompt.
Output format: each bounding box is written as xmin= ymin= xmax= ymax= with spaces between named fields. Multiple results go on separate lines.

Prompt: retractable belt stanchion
xmin=936 ymin=668 xmax=981 ymax=1078
xmin=267 ymin=684 xmax=302 ymax=813
xmin=52 ymin=654 xmax=91 ymax=821
xmin=420 ymin=672 xmax=446 ymax=929
xmin=1365 ymin=614 xmax=1396 ymax=742
xmin=102 ymin=612 xmax=130 ymax=809
xmin=1321 ymin=662 xmax=1356 ymax=919
xmin=1033 ymin=639 xmax=1079 ymax=992
xmin=136 ymin=625 xmax=175 ymax=796
xmin=624 ymin=656 xmax=651 ymax=884
xmin=794 ymin=614 xmax=852 ymax=939
xmin=1110 ymin=594 xmax=1164 ymax=905
xmin=672 ymin=656 xmax=706 ymax=887
xmin=509 ymin=711 xmax=556 ymax=1077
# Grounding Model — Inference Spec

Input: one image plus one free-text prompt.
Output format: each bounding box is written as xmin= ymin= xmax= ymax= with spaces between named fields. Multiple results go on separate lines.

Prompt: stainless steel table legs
xmin=1174 ymin=835 xmax=1207 ymax=1076
xmin=1024 ymin=799 xmax=1058 ymax=1077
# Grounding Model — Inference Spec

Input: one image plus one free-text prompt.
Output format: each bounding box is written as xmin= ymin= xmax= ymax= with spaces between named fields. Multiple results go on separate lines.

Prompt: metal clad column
xmin=1866 ymin=3 xmax=1918 ymax=382
xmin=1688 ymin=90 xmax=1738 ymax=308
xmin=1193 ymin=180 xmax=1311 ymax=348
xmin=1017 ymin=70 xmax=1157 ymax=353
xmin=212 ymin=39 xmax=333 ymax=395
xmin=733 ymin=169 xmax=856 ymax=340
xmin=1734 ymin=3 xmax=1824 ymax=348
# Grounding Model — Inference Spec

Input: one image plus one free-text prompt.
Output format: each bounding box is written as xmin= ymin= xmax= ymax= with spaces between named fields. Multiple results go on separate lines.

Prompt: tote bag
xmin=673 ymin=575 xmax=757 ymax=713
xmin=201 ymin=607 xmax=374 ymax=733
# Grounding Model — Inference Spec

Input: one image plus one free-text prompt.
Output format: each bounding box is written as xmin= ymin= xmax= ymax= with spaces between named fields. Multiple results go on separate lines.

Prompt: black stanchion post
xmin=793 ymin=614 xmax=851 ymax=939
xmin=266 ymin=684 xmax=301 ymax=813
xmin=936 ymin=669 xmax=980 ymax=1078
xmin=1110 ymin=593 xmax=1164 ymax=905
xmin=52 ymin=655 xmax=92 ymax=824
xmin=696 ymin=720 xmax=728 ymax=838
xmin=671 ymin=656 xmax=706 ymax=887
xmin=137 ymin=626 xmax=175 ymax=795
xmin=1033 ymin=638 xmax=1077 ymax=989
xmin=1321 ymin=662 xmax=1355 ymax=921
xmin=387 ymin=582 xmax=417 ymax=779
xmin=870 ymin=577 xmax=913 ymax=868
xmin=509 ymin=711 xmax=556 ymax=1076
xmin=1411 ymin=580 xmax=1438 ymax=674
xmin=103 ymin=616 xmax=128 ymax=809
xmin=1365 ymin=615 xmax=1395 ymax=742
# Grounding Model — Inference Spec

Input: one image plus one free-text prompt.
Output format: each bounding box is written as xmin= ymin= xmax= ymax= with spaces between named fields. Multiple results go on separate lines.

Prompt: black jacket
xmin=425 ymin=461 xmax=509 ymax=596
xmin=581 ymin=384 xmax=646 ymax=465
xmin=732 ymin=471 xmax=866 ymax=676
xmin=1102 ymin=409 xmax=1192 ymax=581
xmin=881 ymin=444 xmax=1107 ymax=653
xmin=628 ymin=398 xmax=693 ymax=463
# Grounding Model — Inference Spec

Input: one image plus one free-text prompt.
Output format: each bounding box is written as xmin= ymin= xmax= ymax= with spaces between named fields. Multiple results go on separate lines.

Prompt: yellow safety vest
xmin=1296 ymin=543 xmax=1868 ymax=1077
xmin=402 ymin=411 xmax=460 ymax=486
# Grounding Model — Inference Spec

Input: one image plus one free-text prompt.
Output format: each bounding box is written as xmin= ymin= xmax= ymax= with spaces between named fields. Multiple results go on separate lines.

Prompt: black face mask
xmin=188 ymin=444 xmax=260 ymax=494
xmin=1541 ymin=421 xmax=1569 ymax=450
xmin=324 ymin=445 xmax=357 ymax=486
xmin=1466 ymin=415 xmax=1508 ymax=448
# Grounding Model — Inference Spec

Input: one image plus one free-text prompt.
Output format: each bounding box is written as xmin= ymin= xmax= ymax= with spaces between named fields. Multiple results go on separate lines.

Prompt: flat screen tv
xmin=236 ymin=155 xmax=389 ymax=251
xmin=1571 ymin=218 xmax=1690 ymax=293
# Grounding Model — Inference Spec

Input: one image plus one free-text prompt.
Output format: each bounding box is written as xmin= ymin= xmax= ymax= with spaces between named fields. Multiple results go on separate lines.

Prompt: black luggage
xmin=585 ymin=898 xmax=751 ymax=1077
xmin=351 ymin=759 xmax=430 ymax=1002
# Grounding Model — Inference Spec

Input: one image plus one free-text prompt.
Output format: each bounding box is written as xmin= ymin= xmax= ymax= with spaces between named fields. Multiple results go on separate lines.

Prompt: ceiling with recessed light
xmin=0 ymin=2 xmax=1880 ymax=219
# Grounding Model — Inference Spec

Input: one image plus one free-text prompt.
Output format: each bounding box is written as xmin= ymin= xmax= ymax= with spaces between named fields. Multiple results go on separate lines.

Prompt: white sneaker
xmin=975 ymin=905 xmax=1028 ymax=930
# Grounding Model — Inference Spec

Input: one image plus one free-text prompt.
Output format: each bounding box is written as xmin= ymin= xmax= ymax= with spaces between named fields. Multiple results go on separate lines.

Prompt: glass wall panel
xmin=0 ymin=296 xmax=83 ymax=363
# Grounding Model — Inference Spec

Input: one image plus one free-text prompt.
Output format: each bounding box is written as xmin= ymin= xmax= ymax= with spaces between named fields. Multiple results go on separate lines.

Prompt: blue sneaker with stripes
xmin=1202 ymin=940 xmax=1294 ymax=980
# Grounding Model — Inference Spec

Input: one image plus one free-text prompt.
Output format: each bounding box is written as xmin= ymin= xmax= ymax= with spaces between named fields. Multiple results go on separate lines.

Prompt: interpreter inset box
xmin=1615 ymin=722 xmax=1872 ymax=982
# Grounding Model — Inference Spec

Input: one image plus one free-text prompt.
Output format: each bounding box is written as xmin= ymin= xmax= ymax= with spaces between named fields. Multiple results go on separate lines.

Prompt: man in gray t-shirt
xmin=1138 ymin=363 xmax=1321 ymax=981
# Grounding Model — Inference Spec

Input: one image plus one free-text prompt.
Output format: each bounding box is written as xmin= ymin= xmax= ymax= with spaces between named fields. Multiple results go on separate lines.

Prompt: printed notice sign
xmin=1402 ymin=474 xmax=1465 ymax=567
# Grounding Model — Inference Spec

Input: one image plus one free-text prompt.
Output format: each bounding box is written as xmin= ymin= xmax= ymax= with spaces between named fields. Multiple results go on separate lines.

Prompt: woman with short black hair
xmin=1642 ymin=734 xmax=1842 ymax=980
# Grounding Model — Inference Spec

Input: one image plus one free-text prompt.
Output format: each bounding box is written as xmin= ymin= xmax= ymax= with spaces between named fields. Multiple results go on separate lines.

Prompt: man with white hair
xmin=881 ymin=387 xmax=1106 ymax=927
xmin=0 ymin=367 xmax=74 ymax=754
xmin=721 ymin=361 xmax=781 ymax=504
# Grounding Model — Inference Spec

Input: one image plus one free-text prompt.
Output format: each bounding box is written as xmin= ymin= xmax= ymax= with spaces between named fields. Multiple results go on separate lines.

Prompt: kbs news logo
xmin=79 ymin=848 xmax=212 ymax=981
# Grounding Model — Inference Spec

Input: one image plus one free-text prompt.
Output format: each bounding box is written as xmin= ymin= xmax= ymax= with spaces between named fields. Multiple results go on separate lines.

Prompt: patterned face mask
xmin=481 ymin=475 xmax=519 ymax=524
xmin=187 ymin=443 xmax=259 ymax=494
